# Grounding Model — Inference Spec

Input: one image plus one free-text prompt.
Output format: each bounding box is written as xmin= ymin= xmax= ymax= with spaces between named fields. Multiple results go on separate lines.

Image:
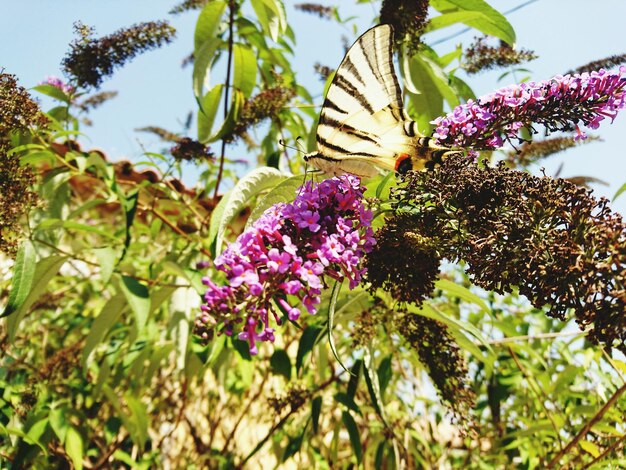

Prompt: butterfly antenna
xmin=278 ymin=138 xmax=304 ymax=154
xmin=280 ymin=137 xmax=312 ymax=197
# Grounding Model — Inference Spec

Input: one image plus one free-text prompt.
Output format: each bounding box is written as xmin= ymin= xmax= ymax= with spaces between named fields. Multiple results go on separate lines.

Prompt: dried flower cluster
xmin=350 ymin=299 xmax=390 ymax=348
xmin=62 ymin=21 xmax=176 ymax=89
xmin=366 ymin=215 xmax=441 ymax=305
xmin=0 ymin=74 xmax=48 ymax=136
xmin=137 ymin=126 xmax=181 ymax=142
xmin=367 ymin=155 xmax=626 ymax=353
xmin=380 ymin=0 xmax=429 ymax=53
xmin=226 ymin=85 xmax=295 ymax=142
xmin=314 ymin=63 xmax=333 ymax=81
xmin=294 ymin=3 xmax=334 ymax=20
xmin=169 ymin=0 xmax=209 ymax=14
xmin=505 ymin=135 xmax=601 ymax=167
xmin=432 ymin=67 xmax=626 ymax=149
xmin=397 ymin=313 xmax=476 ymax=421
xmin=567 ymin=54 xmax=626 ymax=76
xmin=170 ymin=137 xmax=214 ymax=163
xmin=267 ymin=385 xmax=310 ymax=415
xmin=77 ymin=90 xmax=119 ymax=113
xmin=195 ymin=175 xmax=375 ymax=355
xmin=0 ymin=73 xmax=47 ymax=254
xmin=463 ymin=36 xmax=537 ymax=75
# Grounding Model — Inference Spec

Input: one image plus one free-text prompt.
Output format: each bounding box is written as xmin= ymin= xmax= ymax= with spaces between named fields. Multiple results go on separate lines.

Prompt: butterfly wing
xmin=310 ymin=24 xmax=421 ymax=177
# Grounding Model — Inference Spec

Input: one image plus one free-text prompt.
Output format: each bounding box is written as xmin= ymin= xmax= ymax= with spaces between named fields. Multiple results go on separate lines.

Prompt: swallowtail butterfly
xmin=304 ymin=24 xmax=461 ymax=178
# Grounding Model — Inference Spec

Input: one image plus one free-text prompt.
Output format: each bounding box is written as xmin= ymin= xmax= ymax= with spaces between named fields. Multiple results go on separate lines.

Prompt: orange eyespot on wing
xmin=395 ymin=153 xmax=413 ymax=174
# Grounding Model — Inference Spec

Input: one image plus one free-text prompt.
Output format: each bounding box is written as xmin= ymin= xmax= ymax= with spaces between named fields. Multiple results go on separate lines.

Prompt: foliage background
xmin=3 ymin=0 xmax=626 ymax=209
xmin=1 ymin=0 xmax=626 ymax=468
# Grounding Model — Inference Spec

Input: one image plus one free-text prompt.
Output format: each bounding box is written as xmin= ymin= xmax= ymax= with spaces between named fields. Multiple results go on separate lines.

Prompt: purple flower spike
xmin=432 ymin=67 xmax=626 ymax=150
xmin=194 ymin=175 xmax=375 ymax=355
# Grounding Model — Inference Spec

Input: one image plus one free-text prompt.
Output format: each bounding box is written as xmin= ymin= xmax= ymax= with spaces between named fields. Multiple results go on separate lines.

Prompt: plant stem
xmin=213 ymin=0 xmax=235 ymax=201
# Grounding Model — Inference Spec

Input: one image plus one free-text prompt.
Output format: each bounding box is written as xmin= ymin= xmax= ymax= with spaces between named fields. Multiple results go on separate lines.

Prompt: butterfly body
xmin=304 ymin=24 xmax=461 ymax=178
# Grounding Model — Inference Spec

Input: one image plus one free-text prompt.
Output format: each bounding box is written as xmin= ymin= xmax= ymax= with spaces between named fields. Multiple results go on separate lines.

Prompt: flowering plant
xmin=432 ymin=67 xmax=626 ymax=149
xmin=195 ymin=175 xmax=375 ymax=355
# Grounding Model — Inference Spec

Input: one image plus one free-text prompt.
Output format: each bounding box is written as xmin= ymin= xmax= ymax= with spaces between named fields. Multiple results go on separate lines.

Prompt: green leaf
xmin=347 ymin=360 xmax=362 ymax=398
xmin=119 ymin=276 xmax=150 ymax=332
xmin=409 ymin=54 xmax=459 ymax=110
xmin=93 ymin=247 xmax=116 ymax=285
xmin=19 ymin=150 xmax=57 ymax=166
xmin=283 ymin=429 xmax=305 ymax=462
xmin=65 ymin=426 xmax=84 ymax=470
xmin=208 ymin=166 xmax=286 ymax=255
xmin=2 ymin=240 xmax=36 ymax=318
xmin=250 ymin=0 xmax=286 ymax=42
xmin=435 ymin=279 xmax=490 ymax=313
xmin=247 ymin=175 xmax=303 ymax=227
xmin=334 ymin=392 xmax=361 ymax=415
xmin=377 ymin=355 xmax=392 ymax=396
xmin=613 ymin=181 xmax=626 ymax=201
xmin=197 ymin=85 xmax=223 ymax=142
xmin=375 ymin=442 xmax=386 ymax=469
xmin=232 ymin=336 xmax=253 ymax=360
xmin=429 ymin=0 xmax=515 ymax=44
xmin=7 ymin=255 xmax=67 ymax=340
xmin=311 ymin=396 xmax=322 ymax=434
xmin=341 ymin=411 xmax=362 ymax=464
xmin=208 ymin=89 xmax=244 ymax=142
xmin=296 ymin=325 xmax=322 ymax=373
xmin=449 ymin=75 xmax=476 ymax=102
xmin=124 ymin=394 xmax=149 ymax=448
xmin=36 ymin=218 xmax=119 ymax=240
xmin=49 ymin=407 xmax=69 ymax=443
xmin=25 ymin=417 xmax=49 ymax=448
xmin=404 ymin=55 xmax=443 ymax=133
xmin=67 ymin=198 xmax=108 ymax=220
xmin=233 ymin=43 xmax=257 ymax=97
xmin=363 ymin=349 xmax=383 ymax=417
xmin=82 ymin=292 xmax=126 ymax=370
xmin=117 ymin=189 xmax=139 ymax=262
xmin=327 ymin=280 xmax=349 ymax=372
xmin=194 ymin=1 xmax=227 ymax=50
xmin=579 ymin=440 xmax=601 ymax=458
xmin=193 ymin=40 xmax=223 ymax=99
xmin=32 ymin=84 xmax=71 ymax=103
xmin=270 ymin=349 xmax=292 ymax=379
xmin=102 ymin=387 xmax=135 ymax=447
xmin=162 ymin=262 xmax=205 ymax=295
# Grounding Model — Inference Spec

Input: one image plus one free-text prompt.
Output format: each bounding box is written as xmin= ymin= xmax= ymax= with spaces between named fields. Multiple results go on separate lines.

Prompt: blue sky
xmin=3 ymin=1 xmax=626 ymax=212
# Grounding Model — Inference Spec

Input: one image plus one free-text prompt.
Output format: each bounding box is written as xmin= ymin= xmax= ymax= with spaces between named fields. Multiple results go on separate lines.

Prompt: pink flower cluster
xmin=40 ymin=75 xmax=75 ymax=95
xmin=195 ymin=175 xmax=375 ymax=355
xmin=432 ymin=67 xmax=626 ymax=149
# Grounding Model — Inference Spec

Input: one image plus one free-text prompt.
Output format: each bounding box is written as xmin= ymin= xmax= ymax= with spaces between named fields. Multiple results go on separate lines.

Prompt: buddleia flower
xmin=432 ymin=67 xmax=626 ymax=149
xmin=195 ymin=175 xmax=375 ymax=355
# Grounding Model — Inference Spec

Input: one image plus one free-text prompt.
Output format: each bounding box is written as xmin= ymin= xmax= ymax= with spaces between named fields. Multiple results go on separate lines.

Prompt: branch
xmin=488 ymin=331 xmax=586 ymax=344
xmin=239 ymin=374 xmax=339 ymax=466
xmin=213 ymin=0 xmax=235 ymax=200
xmin=582 ymin=433 xmax=626 ymax=469
xmin=547 ymin=384 xmax=626 ymax=468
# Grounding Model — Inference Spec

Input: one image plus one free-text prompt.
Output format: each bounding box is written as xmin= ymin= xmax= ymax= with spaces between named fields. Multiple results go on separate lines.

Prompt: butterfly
xmin=304 ymin=24 xmax=461 ymax=178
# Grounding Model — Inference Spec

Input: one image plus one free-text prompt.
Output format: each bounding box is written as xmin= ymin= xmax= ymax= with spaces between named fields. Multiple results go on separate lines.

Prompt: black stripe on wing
xmin=384 ymin=30 xmax=404 ymax=109
xmin=342 ymin=55 xmax=367 ymax=88
xmin=316 ymin=135 xmax=380 ymax=159
xmin=331 ymin=74 xmax=375 ymax=115
xmin=317 ymin=116 xmax=380 ymax=145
